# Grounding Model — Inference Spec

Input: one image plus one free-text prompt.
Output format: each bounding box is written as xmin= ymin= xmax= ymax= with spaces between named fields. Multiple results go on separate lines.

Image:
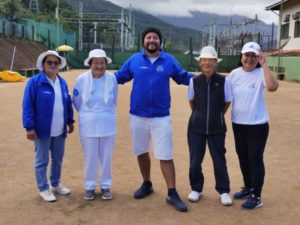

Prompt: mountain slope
xmin=67 ymin=0 xmax=201 ymax=51
xmin=0 ymin=38 xmax=46 ymax=71
xmin=67 ymin=0 xmax=275 ymax=51
xmin=157 ymin=11 xmax=275 ymax=35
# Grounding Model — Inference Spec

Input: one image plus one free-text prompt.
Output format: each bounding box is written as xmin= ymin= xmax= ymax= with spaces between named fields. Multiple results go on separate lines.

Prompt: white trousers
xmin=80 ymin=135 xmax=115 ymax=190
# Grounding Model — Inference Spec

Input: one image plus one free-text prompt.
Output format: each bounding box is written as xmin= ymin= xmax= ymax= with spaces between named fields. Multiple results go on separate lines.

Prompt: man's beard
xmin=145 ymin=43 xmax=160 ymax=53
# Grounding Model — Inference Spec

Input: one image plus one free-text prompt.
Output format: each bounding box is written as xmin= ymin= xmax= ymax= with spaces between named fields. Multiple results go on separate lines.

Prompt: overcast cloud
xmin=109 ymin=0 xmax=279 ymax=25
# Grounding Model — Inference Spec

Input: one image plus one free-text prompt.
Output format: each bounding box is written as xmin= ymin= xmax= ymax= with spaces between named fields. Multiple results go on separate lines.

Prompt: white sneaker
xmin=188 ymin=191 xmax=202 ymax=202
xmin=51 ymin=184 xmax=71 ymax=195
xmin=40 ymin=190 xmax=56 ymax=202
xmin=221 ymin=193 xmax=233 ymax=206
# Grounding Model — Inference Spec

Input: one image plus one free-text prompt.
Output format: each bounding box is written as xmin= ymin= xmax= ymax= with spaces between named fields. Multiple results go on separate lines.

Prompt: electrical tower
xmin=29 ymin=0 xmax=40 ymax=13
xmin=200 ymin=15 xmax=267 ymax=55
xmin=61 ymin=2 xmax=135 ymax=52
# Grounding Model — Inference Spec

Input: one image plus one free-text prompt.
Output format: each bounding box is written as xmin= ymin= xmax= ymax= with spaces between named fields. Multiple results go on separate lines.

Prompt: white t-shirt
xmin=73 ymin=72 xmax=118 ymax=137
xmin=149 ymin=56 xmax=159 ymax=64
xmin=226 ymin=67 xmax=269 ymax=125
xmin=187 ymin=75 xmax=231 ymax=102
xmin=46 ymin=76 xmax=64 ymax=137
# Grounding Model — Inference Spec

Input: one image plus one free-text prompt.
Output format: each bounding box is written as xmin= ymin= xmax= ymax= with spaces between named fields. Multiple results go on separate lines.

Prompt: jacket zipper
xmin=206 ymin=78 xmax=211 ymax=134
xmin=150 ymin=60 xmax=153 ymax=116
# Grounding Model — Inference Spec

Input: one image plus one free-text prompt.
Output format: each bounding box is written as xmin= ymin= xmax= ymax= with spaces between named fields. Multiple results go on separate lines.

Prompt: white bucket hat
xmin=36 ymin=50 xmax=66 ymax=71
xmin=84 ymin=49 xmax=112 ymax=66
xmin=241 ymin=42 xmax=261 ymax=55
xmin=195 ymin=46 xmax=222 ymax=62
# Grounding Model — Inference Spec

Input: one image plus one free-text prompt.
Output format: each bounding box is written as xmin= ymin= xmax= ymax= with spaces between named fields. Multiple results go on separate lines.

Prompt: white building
xmin=266 ymin=0 xmax=300 ymax=50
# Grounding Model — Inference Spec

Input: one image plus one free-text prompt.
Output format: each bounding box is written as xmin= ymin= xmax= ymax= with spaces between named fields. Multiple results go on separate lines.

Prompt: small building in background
xmin=265 ymin=0 xmax=300 ymax=81
xmin=266 ymin=0 xmax=300 ymax=51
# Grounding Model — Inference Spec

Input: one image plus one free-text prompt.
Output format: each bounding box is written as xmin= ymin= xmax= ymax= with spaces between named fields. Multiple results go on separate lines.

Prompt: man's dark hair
xmin=142 ymin=27 xmax=162 ymax=45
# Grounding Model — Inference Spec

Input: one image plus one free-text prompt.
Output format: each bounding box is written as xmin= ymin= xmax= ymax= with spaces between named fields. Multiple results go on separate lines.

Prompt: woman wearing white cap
xmin=22 ymin=50 xmax=75 ymax=202
xmin=73 ymin=49 xmax=118 ymax=201
xmin=226 ymin=42 xmax=279 ymax=210
xmin=187 ymin=46 xmax=232 ymax=206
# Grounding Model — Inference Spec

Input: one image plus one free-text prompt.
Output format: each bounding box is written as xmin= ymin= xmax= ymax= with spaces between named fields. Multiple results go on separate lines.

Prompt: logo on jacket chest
xmin=156 ymin=65 xmax=164 ymax=72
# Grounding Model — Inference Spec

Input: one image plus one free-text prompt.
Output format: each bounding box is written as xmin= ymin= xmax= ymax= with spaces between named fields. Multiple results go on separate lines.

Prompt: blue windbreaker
xmin=22 ymin=72 xmax=74 ymax=138
xmin=115 ymin=49 xmax=194 ymax=117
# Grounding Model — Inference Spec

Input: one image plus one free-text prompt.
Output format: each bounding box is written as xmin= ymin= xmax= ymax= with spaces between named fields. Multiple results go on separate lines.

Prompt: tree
xmin=8 ymin=0 xmax=17 ymax=19
xmin=21 ymin=0 xmax=30 ymax=7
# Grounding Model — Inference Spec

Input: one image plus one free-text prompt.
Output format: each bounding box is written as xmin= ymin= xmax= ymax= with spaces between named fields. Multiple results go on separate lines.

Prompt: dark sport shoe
xmin=101 ymin=189 xmax=112 ymax=200
xmin=84 ymin=189 xmax=95 ymax=201
xmin=166 ymin=193 xmax=188 ymax=212
xmin=241 ymin=194 xmax=263 ymax=210
xmin=234 ymin=187 xmax=250 ymax=199
xmin=134 ymin=182 xmax=153 ymax=199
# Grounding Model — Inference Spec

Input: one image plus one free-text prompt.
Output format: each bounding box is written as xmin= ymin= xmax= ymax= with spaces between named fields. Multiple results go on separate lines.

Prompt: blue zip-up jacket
xmin=115 ymin=49 xmax=194 ymax=117
xmin=22 ymin=72 xmax=74 ymax=138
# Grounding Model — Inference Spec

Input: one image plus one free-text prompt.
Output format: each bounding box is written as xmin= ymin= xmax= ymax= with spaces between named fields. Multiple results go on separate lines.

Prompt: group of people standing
xmin=22 ymin=27 xmax=278 ymax=212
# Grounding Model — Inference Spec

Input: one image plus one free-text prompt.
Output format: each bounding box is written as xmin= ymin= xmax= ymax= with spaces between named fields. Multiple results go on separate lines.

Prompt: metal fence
xmin=0 ymin=16 xmax=271 ymax=75
xmin=0 ymin=17 xmax=76 ymax=50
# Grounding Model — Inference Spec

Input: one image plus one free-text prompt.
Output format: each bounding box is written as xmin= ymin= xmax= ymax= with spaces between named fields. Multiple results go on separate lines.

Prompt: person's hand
xmin=26 ymin=130 xmax=37 ymax=141
xmin=67 ymin=123 xmax=74 ymax=134
xmin=258 ymin=51 xmax=267 ymax=66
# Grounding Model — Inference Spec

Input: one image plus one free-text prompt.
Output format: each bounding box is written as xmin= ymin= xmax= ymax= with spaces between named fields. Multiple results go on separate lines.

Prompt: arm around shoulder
xmin=114 ymin=59 xmax=133 ymax=84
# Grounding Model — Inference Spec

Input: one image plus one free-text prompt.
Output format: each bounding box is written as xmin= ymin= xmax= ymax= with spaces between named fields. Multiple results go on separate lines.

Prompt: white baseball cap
xmin=241 ymin=42 xmax=261 ymax=55
xmin=36 ymin=50 xmax=66 ymax=71
xmin=84 ymin=49 xmax=112 ymax=66
xmin=195 ymin=46 xmax=222 ymax=62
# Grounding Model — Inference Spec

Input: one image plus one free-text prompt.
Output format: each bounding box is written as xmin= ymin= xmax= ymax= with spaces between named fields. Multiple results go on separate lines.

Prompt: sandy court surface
xmin=0 ymin=69 xmax=299 ymax=225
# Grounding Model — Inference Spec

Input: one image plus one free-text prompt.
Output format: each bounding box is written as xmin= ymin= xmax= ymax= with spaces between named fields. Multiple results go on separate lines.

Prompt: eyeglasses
xmin=45 ymin=61 xmax=60 ymax=66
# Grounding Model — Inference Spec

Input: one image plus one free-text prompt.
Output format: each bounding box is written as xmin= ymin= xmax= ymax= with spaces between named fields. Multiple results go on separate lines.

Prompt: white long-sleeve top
xmin=73 ymin=70 xmax=118 ymax=137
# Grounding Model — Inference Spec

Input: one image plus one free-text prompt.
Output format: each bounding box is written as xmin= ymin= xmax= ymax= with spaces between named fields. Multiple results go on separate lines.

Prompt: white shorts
xmin=129 ymin=114 xmax=173 ymax=160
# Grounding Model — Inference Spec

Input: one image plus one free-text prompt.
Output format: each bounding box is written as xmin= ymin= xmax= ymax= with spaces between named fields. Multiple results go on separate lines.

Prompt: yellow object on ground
xmin=0 ymin=70 xmax=27 ymax=82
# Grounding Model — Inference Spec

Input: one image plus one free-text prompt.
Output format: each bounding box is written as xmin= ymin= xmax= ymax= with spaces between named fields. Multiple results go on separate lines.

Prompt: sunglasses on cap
xmin=45 ymin=61 xmax=60 ymax=66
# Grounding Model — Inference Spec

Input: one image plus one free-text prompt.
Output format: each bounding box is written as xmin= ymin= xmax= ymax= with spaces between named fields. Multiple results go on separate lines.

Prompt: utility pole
xmin=271 ymin=22 xmax=275 ymax=48
xmin=131 ymin=15 xmax=135 ymax=48
xmin=125 ymin=16 xmax=128 ymax=50
xmin=209 ymin=19 xmax=216 ymax=46
xmin=120 ymin=9 xmax=125 ymax=52
xmin=55 ymin=0 xmax=60 ymax=47
xmin=254 ymin=14 xmax=258 ymax=36
xmin=78 ymin=1 xmax=83 ymax=50
xmin=128 ymin=4 xmax=132 ymax=49
xmin=277 ymin=0 xmax=284 ymax=77
xmin=93 ymin=22 xmax=97 ymax=44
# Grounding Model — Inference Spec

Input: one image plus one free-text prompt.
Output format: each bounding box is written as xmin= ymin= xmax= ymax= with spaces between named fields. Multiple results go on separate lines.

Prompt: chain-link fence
xmin=0 ymin=17 xmax=76 ymax=50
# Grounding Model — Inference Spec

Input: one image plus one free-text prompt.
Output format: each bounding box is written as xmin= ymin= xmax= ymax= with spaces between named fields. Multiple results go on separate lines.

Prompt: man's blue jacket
xmin=115 ymin=49 xmax=194 ymax=117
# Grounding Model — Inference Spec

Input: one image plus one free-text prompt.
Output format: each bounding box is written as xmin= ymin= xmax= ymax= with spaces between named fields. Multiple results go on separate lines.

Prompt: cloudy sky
xmin=109 ymin=0 xmax=280 ymax=25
